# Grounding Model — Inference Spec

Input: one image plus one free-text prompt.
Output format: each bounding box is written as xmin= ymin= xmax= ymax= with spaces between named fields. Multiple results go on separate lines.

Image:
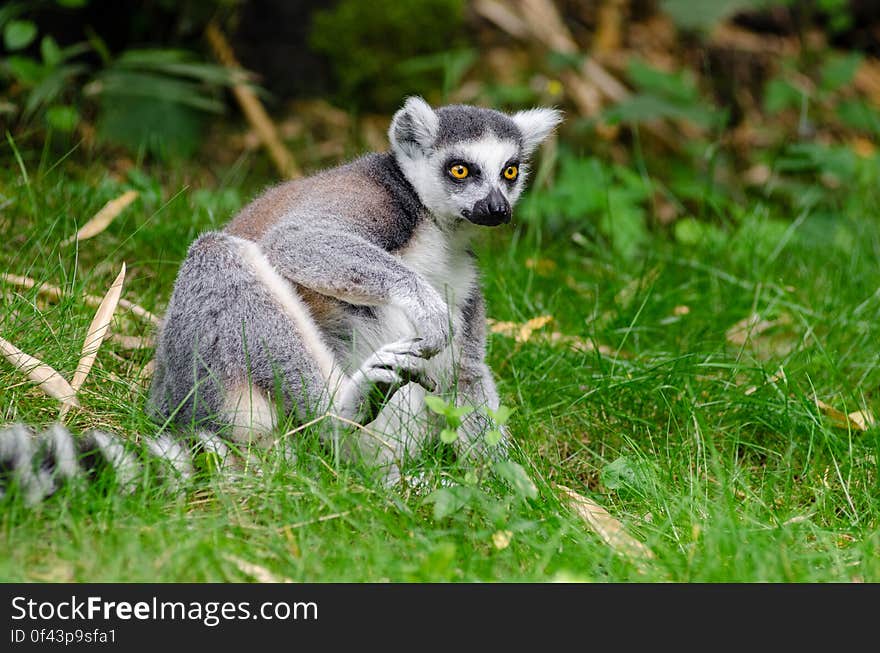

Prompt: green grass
xmin=1 ymin=140 xmax=880 ymax=582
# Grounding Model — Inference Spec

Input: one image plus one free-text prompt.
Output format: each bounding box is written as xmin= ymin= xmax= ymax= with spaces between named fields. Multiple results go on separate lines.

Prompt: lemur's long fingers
xmin=380 ymin=336 xmax=426 ymax=357
xmin=386 ymin=365 xmax=435 ymax=392
xmin=364 ymin=367 xmax=405 ymax=388
xmin=366 ymin=351 xmax=435 ymax=392
xmin=378 ymin=335 xmax=448 ymax=362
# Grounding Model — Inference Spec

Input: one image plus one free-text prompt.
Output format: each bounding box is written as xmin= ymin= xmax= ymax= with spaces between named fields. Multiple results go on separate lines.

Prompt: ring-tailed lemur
xmin=1 ymin=97 xmax=561 ymax=503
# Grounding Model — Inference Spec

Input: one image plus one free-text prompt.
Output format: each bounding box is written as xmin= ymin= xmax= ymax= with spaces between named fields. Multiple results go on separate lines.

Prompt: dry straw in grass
xmin=814 ymin=397 xmax=876 ymax=432
xmin=0 ymin=336 xmax=79 ymax=408
xmin=489 ymin=315 xmax=554 ymax=343
xmin=59 ymin=263 xmax=126 ymax=419
xmin=555 ymin=483 xmax=655 ymax=562
xmin=0 ymin=272 xmax=160 ymax=327
xmin=62 ymin=190 xmax=139 ymax=246
xmin=488 ymin=316 xmax=613 ymax=355
xmin=108 ymin=333 xmax=155 ymax=350
xmin=224 ymin=555 xmax=293 ymax=583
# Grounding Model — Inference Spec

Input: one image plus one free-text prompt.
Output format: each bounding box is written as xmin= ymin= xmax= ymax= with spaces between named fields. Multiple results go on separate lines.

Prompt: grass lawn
xmin=1 ymin=141 xmax=879 ymax=582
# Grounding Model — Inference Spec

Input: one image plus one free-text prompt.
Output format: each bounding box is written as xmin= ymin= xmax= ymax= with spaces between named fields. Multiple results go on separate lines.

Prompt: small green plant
xmin=483 ymin=405 xmax=512 ymax=447
xmin=421 ymin=395 xmax=533 ymax=520
xmin=1 ymin=7 xmax=90 ymax=133
xmin=423 ymin=394 xmax=512 ymax=449
xmin=423 ymin=394 xmax=474 ymax=444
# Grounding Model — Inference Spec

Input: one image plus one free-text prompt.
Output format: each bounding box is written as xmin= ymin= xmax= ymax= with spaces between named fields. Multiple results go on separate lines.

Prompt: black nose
xmin=467 ymin=188 xmax=511 ymax=226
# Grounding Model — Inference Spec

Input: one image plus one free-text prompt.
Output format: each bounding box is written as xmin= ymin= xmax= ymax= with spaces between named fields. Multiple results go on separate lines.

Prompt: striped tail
xmin=0 ymin=423 xmax=208 ymax=505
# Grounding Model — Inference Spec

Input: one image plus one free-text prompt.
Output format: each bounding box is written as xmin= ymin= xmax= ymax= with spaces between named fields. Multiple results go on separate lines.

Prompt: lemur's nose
xmin=486 ymin=188 xmax=511 ymax=221
xmin=467 ymin=188 xmax=511 ymax=226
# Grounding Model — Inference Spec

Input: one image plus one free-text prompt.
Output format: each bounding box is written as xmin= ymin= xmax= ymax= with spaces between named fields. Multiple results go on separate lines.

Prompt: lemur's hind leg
xmin=150 ymin=231 xmax=330 ymax=445
xmin=453 ymin=292 xmax=510 ymax=461
xmin=150 ymin=232 xmax=431 ymax=456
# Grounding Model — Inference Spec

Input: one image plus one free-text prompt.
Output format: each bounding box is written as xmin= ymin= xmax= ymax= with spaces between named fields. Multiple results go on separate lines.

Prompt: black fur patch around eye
xmin=443 ymin=158 xmax=480 ymax=184
xmin=443 ymin=157 xmax=482 ymax=185
xmin=501 ymin=159 xmax=521 ymax=185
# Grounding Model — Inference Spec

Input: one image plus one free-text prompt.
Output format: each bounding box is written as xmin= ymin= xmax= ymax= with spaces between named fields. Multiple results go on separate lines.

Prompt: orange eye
xmin=449 ymin=164 xmax=469 ymax=179
xmin=503 ymin=165 xmax=518 ymax=180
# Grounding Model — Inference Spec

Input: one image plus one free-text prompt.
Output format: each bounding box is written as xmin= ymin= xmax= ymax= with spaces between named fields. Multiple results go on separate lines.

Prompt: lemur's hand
xmin=339 ymin=337 xmax=436 ymax=425
xmin=394 ymin=281 xmax=451 ymax=358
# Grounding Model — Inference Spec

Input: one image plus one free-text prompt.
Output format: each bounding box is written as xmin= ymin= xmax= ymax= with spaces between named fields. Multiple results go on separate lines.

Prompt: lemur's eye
xmin=503 ymin=165 xmax=518 ymax=180
xmin=449 ymin=164 xmax=469 ymax=180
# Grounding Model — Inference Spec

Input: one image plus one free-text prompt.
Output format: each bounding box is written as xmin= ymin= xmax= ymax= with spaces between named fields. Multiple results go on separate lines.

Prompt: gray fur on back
xmin=227 ymin=153 xmax=427 ymax=252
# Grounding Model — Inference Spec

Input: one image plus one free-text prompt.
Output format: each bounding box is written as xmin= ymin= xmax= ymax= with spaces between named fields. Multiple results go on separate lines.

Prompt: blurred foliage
xmin=604 ymin=59 xmax=724 ymax=130
xmin=309 ymin=0 xmax=467 ymax=109
xmin=519 ymin=154 xmax=652 ymax=260
xmin=1 ymin=0 xmax=242 ymax=158
xmin=92 ymin=49 xmax=243 ymax=158
xmin=662 ymin=0 xmax=855 ymax=33
xmin=661 ymin=0 xmax=769 ymax=32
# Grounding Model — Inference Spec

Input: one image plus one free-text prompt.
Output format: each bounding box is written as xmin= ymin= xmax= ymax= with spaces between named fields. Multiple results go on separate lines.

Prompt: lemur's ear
xmin=389 ymin=96 xmax=439 ymax=157
xmin=511 ymin=108 xmax=563 ymax=156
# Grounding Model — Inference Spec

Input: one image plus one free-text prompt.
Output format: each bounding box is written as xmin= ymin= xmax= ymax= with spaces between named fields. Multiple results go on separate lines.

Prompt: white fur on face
xmin=397 ymin=133 xmax=528 ymax=224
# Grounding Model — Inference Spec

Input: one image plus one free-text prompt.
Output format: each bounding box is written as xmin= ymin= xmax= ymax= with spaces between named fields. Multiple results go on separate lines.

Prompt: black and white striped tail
xmin=0 ymin=423 xmax=205 ymax=505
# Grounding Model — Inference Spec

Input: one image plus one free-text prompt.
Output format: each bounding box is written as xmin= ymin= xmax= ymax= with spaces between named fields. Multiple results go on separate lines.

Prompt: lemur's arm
xmin=453 ymin=288 xmax=509 ymax=459
xmin=260 ymin=221 xmax=450 ymax=356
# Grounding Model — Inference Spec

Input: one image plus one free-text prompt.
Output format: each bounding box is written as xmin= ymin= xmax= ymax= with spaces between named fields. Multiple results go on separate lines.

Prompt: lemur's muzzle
xmin=465 ymin=188 xmax=511 ymax=226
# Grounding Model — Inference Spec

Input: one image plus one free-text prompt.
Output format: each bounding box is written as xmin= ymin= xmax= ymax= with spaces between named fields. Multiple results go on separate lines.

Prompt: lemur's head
xmin=389 ymin=97 xmax=562 ymax=227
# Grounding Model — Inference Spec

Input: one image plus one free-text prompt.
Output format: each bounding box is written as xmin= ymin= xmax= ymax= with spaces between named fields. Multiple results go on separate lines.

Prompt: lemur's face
xmin=429 ymin=133 xmax=522 ymax=226
xmin=390 ymin=99 xmax=562 ymax=227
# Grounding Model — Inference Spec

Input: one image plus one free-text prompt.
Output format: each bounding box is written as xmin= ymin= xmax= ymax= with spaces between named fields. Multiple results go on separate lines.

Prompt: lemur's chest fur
xmin=345 ymin=220 xmax=477 ymax=379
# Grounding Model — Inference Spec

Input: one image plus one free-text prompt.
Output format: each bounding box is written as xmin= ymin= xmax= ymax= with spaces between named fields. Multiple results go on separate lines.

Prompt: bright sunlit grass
xmin=2 ymin=141 xmax=879 ymax=582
